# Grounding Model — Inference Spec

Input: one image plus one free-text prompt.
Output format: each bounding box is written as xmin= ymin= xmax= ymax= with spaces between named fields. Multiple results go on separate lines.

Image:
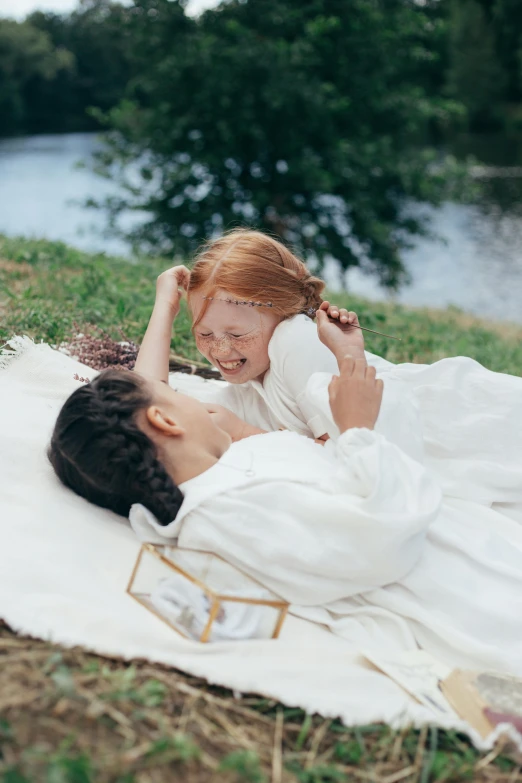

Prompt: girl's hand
xmin=155 ymin=265 xmax=191 ymax=317
xmin=328 ymin=355 xmax=383 ymax=433
xmin=205 ymin=403 xmax=267 ymax=441
xmin=317 ymin=301 xmax=365 ymax=353
xmin=316 ymin=305 xmax=366 ymax=364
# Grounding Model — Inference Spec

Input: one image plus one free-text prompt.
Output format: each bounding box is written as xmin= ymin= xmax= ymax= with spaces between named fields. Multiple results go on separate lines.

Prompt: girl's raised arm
xmin=134 ymin=266 xmax=191 ymax=383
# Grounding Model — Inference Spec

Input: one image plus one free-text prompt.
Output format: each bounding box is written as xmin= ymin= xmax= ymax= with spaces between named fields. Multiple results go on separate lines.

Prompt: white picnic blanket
xmin=0 ymin=336 xmax=519 ymax=750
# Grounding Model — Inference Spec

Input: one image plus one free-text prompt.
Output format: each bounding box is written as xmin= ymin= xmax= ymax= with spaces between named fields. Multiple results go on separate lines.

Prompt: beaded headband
xmin=203 ymin=297 xmax=273 ymax=308
xmin=203 ymin=297 xmax=318 ymax=318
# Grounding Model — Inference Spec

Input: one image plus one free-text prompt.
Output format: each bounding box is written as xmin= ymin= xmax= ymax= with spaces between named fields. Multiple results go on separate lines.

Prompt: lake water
xmin=1 ymin=132 xmax=522 ymax=323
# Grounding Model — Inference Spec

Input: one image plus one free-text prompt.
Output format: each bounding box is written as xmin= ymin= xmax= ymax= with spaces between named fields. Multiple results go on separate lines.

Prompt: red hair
xmin=188 ymin=229 xmax=325 ymax=326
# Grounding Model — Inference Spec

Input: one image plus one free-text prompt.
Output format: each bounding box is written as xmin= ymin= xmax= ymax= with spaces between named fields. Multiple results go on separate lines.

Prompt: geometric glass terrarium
xmin=127 ymin=543 xmax=289 ymax=643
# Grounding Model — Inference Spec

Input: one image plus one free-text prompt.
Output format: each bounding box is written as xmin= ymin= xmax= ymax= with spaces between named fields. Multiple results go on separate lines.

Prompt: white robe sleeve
xmin=268 ymin=315 xmax=338 ymax=437
xmin=269 ymin=315 xmax=395 ymax=438
xmin=179 ymin=429 xmax=441 ymax=606
xmin=306 ymin=372 xmax=425 ymax=463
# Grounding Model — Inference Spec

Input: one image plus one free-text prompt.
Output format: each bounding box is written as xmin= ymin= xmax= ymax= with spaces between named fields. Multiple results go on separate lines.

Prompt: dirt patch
xmin=0 ymin=257 xmax=36 ymax=303
xmin=0 ymin=258 xmax=33 ymax=276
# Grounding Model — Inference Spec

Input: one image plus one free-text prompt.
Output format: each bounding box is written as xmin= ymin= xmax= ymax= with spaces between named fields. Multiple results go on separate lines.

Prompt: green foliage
xmin=0 ymin=17 xmax=74 ymax=135
xmin=2 ymin=748 xmax=93 ymax=783
xmin=92 ymin=0 xmax=465 ymax=285
xmin=2 ymin=771 xmax=31 ymax=783
xmin=444 ymin=0 xmax=522 ymax=130
xmin=44 ymin=752 xmax=92 ymax=783
xmin=27 ymin=0 xmax=135 ymax=134
xmin=294 ymin=767 xmax=346 ymax=783
xmin=99 ymin=665 xmax=168 ymax=707
xmin=2 ymin=0 xmax=522 ymax=284
xmin=0 ymin=0 xmax=133 ymax=136
xmin=144 ymin=734 xmax=201 ymax=763
xmin=333 ymin=738 xmax=363 ymax=764
xmin=447 ymin=0 xmax=507 ymax=126
xmin=295 ymin=713 xmax=313 ymax=751
xmin=491 ymin=0 xmax=522 ymax=101
xmin=219 ymin=750 xmax=267 ymax=783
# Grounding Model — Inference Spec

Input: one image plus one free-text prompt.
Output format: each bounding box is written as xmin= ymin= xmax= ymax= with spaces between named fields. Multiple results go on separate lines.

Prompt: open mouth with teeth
xmin=215 ymin=358 xmax=247 ymax=374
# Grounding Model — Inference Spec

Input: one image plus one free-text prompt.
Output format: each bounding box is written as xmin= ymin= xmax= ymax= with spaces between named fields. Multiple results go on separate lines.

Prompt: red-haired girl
xmin=134 ymin=228 xmax=522 ymax=507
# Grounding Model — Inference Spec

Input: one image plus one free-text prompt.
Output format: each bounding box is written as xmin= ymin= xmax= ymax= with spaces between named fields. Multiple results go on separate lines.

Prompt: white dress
xmin=130 ymin=428 xmax=522 ymax=676
xmin=193 ymin=313 xmax=522 ymax=508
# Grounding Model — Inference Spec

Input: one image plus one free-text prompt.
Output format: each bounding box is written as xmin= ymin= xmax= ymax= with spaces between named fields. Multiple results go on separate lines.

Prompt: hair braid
xmin=49 ymin=370 xmax=183 ymax=526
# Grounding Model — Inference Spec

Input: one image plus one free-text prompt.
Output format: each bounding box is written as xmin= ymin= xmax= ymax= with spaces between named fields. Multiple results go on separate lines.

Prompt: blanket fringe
xmin=0 ymin=335 xmax=36 ymax=370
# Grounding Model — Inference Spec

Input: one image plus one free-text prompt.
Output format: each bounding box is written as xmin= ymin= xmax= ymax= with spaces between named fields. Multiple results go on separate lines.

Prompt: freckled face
xmin=190 ymin=291 xmax=282 ymax=383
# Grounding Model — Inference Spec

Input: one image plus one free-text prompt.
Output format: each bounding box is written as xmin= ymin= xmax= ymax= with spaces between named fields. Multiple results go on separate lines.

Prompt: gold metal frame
xmin=127 ymin=543 xmax=289 ymax=643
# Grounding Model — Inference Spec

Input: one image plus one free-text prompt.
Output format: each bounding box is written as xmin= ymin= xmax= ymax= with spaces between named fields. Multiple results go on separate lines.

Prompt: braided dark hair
xmin=48 ymin=369 xmax=183 ymax=525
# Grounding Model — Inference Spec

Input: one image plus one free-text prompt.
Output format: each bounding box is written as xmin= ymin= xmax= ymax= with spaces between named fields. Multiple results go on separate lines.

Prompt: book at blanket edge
xmin=440 ymin=669 xmax=522 ymax=739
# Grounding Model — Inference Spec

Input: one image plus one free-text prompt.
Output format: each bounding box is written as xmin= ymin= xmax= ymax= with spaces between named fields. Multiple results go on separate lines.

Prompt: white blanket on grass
xmin=0 ymin=336 xmax=520 ymax=751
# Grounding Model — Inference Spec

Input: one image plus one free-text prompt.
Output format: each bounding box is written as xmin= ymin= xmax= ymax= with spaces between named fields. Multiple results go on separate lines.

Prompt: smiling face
xmin=190 ymin=290 xmax=283 ymax=383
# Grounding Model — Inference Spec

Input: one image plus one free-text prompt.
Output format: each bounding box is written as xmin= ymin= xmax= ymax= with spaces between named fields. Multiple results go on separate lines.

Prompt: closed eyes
xmin=197 ymin=332 xmax=249 ymax=339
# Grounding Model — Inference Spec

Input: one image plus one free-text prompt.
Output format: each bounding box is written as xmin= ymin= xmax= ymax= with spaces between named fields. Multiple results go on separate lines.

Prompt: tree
xmin=447 ymin=0 xmax=507 ymax=127
xmin=92 ymin=0 xmax=465 ymax=284
xmin=0 ymin=18 xmax=73 ymax=135
xmin=490 ymin=0 xmax=522 ymax=102
xmin=27 ymin=0 xmax=134 ymax=133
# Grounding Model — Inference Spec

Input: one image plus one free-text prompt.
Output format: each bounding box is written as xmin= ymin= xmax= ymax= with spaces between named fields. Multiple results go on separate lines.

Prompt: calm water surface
xmin=1 ymin=132 xmax=522 ymax=323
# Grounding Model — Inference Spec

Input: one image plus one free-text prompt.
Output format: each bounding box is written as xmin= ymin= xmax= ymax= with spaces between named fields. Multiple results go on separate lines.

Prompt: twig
xmin=305 ymin=719 xmax=332 ymax=768
xmin=272 ymin=709 xmax=284 ymax=783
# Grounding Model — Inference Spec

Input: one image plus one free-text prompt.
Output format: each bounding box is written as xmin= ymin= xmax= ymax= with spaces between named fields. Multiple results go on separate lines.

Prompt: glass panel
xmin=128 ymin=545 xmax=287 ymax=642
xmin=161 ymin=546 xmax=282 ymax=602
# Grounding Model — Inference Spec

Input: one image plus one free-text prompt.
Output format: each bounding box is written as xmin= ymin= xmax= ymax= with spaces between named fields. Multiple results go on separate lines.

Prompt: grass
xmin=2 ymin=623 xmax=522 ymax=783
xmin=2 ymin=234 xmax=522 ymax=782
xmin=2 ymin=233 xmax=522 ymax=375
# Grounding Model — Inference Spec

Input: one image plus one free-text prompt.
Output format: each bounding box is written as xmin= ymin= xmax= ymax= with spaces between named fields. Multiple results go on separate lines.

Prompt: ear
xmin=145 ymin=405 xmax=186 ymax=437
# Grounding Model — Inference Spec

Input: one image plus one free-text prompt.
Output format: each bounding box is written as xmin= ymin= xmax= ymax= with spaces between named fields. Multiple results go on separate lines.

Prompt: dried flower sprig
xmin=60 ymin=324 xmax=139 ymax=372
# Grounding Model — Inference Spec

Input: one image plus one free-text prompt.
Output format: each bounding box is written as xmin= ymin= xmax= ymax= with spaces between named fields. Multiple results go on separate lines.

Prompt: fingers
xmin=158 ymin=265 xmax=191 ymax=290
xmin=326 ymin=304 xmax=358 ymax=325
xmin=317 ymin=308 xmax=347 ymax=333
xmin=316 ymin=309 xmax=328 ymax=326
xmin=174 ymin=265 xmax=191 ymax=290
xmin=328 ymin=304 xmax=340 ymax=321
xmin=338 ymin=310 xmax=357 ymax=325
